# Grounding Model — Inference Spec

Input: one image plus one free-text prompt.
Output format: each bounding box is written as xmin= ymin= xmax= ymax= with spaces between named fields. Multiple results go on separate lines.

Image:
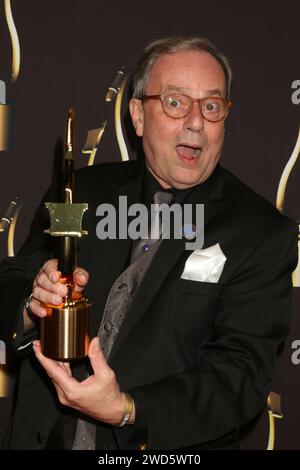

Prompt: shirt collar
xmin=142 ymin=166 xmax=195 ymax=206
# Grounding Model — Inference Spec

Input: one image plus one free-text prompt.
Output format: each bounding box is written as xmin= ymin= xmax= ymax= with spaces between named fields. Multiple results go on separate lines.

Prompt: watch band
xmin=118 ymin=393 xmax=134 ymax=427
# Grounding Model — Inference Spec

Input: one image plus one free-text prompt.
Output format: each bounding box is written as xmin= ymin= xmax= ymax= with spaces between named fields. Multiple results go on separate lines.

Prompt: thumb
xmin=73 ymin=267 xmax=89 ymax=292
xmin=88 ymin=337 xmax=107 ymax=377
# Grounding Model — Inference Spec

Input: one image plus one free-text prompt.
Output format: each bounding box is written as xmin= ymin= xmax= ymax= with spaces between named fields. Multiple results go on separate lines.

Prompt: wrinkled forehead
xmin=146 ymin=50 xmax=227 ymax=97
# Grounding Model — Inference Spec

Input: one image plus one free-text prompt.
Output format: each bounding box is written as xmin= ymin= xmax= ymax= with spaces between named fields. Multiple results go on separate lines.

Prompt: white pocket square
xmin=180 ymin=243 xmax=226 ymax=283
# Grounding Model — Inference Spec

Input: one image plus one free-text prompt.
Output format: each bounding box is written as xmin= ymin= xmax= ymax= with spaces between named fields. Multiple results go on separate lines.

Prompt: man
xmin=0 ymin=36 xmax=298 ymax=450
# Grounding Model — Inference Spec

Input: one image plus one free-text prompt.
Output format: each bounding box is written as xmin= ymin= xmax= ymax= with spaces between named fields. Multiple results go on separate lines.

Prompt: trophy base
xmin=40 ymin=297 xmax=91 ymax=360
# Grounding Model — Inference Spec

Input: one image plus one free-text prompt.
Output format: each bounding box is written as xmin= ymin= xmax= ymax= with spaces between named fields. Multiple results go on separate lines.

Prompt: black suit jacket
xmin=0 ymin=160 xmax=298 ymax=450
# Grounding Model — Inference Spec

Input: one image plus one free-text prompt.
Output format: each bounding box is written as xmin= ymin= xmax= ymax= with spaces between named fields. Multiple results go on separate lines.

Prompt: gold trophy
xmin=40 ymin=108 xmax=91 ymax=360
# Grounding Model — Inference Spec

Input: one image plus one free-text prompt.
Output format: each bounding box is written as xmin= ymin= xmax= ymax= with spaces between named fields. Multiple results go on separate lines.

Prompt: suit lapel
xmin=84 ymin=160 xmax=145 ymax=335
xmin=95 ymin=161 xmax=145 ymax=280
xmin=109 ymin=164 xmax=227 ymax=363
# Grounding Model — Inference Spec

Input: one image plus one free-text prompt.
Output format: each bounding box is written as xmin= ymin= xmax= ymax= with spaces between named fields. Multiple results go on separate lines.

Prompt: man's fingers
xmin=41 ymin=259 xmax=60 ymax=282
xmin=88 ymin=337 xmax=108 ymax=378
xmin=29 ymin=259 xmax=68 ymax=319
xmin=32 ymin=285 xmax=63 ymax=307
xmin=59 ymin=361 xmax=73 ymax=377
xmin=36 ymin=272 xmax=67 ymax=297
xmin=32 ymin=341 xmax=77 ymax=390
xmin=73 ymin=268 xmax=89 ymax=292
xmin=28 ymin=299 xmax=47 ymax=318
xmin=30 ymin=261 xmax=89 ymax=320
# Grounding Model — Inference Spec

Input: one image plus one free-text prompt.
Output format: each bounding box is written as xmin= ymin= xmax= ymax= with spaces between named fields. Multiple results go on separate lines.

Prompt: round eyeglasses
xmin=142 ymin=93 xmax=231 ymax=122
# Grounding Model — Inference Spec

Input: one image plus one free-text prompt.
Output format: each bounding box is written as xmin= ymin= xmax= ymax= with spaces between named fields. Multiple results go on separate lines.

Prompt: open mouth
xmin=176 ymin=144 xmax=201 ymax=161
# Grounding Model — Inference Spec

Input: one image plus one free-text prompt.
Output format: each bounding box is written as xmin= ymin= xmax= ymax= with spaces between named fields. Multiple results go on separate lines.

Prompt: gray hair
xmin=132 ymin=36 xmax=232 ymax=99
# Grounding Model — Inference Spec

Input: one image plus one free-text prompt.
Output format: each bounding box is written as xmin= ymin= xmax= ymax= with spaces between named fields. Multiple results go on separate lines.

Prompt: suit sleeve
xmin=116 ymin=217 xmax=298 ymax=449
xmin=0 ymin=185 xmax=57 ymax=354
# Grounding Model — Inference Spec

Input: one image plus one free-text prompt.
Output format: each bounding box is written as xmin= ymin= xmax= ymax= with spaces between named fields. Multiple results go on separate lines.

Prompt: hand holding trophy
xmin=41 ymin=108 xmax=91 ymax=360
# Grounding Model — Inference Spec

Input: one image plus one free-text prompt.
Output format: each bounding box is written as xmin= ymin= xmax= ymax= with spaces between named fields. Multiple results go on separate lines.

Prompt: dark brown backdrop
xmin=0 ymin=0 xmax=299 ymax=449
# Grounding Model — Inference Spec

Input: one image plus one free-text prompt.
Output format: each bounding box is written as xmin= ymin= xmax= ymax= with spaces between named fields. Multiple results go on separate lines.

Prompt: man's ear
xmin=129 ymin=98 xmax=144 ymax=137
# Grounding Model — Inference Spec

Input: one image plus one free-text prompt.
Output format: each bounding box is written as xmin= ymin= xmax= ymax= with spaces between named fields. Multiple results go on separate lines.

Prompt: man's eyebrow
xmin=163 ymin=85 xmax=189 ymax=93
xmin=163 ymin=86 xmax=224 ymax=96
xmin=203 ymin=89 xmax=223 ymax=97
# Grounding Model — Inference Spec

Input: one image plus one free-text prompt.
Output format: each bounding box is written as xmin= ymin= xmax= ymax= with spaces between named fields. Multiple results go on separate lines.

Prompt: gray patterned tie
xmin=130 ymin=190 xmax=173 ymax=263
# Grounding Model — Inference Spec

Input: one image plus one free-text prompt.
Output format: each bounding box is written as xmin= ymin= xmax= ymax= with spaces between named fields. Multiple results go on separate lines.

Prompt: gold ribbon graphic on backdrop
xmin=4 ymin=0 xmax=20 ymax=83
xmin=0 ymin=197 xmax=21 ymax=398
xmin=0 ymin=0 xmax=21 ymax=397
xmin=267 ymin=392 xmax=283 ymax=450
xmin=82 ymin=67 xmax=129 ymax=165
xmin=0 ymin=0 xmax=20 ymax=151
xmin=0 ymin=197 xmax=21 ymax=256
xmin=265 ymin=125 xmax=300 ymax=448
xmin=0 ymin=0 xmax=21 ymax=255
xmin=276 ymin=126 xmax=300 ymax=286
xmin=114 ymin=76 xmax=129 ymax=161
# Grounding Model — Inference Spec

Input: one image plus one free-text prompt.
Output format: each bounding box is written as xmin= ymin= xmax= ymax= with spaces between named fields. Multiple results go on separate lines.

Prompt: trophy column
xmin=40 ymin=108 xmax=91 ymax=360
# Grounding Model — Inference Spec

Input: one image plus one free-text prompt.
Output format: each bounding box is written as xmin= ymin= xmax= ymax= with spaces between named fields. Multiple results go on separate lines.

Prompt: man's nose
xmin=183 ymin=101 xmax=204 ymax=132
